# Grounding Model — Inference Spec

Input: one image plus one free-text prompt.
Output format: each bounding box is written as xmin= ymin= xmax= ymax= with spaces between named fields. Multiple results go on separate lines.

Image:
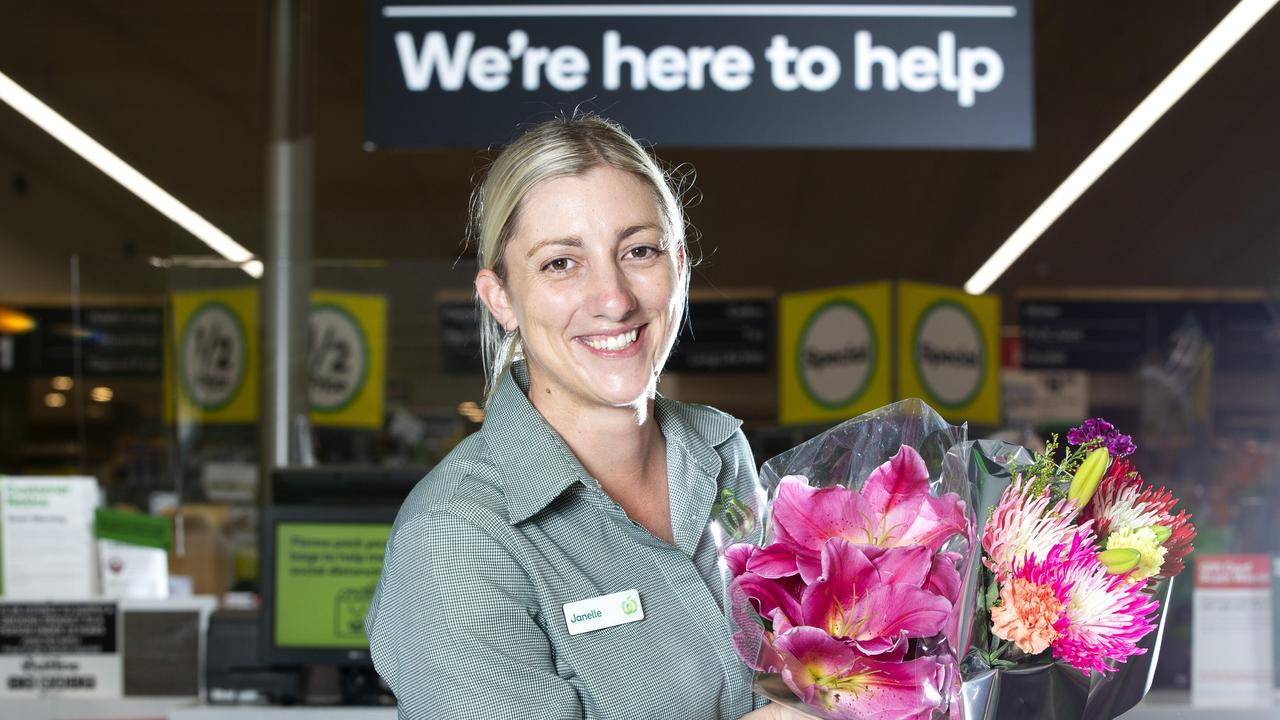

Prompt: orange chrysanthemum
xmin=991 ymin=577 xmax=1067 ymax=655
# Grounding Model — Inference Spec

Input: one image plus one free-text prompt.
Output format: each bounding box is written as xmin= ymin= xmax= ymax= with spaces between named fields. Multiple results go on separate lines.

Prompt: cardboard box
xmin=165 ymin=504 xmax=231 ymax=598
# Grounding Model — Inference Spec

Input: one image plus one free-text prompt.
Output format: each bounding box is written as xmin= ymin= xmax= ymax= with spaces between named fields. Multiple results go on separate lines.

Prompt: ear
xmin=475 ymin=269 xmax=517 ymax=332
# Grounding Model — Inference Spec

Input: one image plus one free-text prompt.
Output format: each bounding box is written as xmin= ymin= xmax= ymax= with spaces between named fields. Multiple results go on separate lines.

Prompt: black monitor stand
xmin=340 ymin=665 xmax=393 ymax=705
xmin=301 ymin=664 xmax=393 ymax=706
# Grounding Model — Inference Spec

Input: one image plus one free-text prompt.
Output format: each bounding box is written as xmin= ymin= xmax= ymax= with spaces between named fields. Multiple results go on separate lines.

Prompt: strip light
xmin=383 ymin=4 xmax=1017 ymax=18
xmin=964 ymin=0 xmax=1278 ymax=295
xmin=0 ymin=70 xmax=262 ymax=279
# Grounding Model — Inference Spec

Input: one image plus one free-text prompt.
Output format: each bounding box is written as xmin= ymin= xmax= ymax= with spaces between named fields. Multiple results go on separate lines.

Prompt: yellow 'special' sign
xmin=897 ymin=281 xmax=1001 ymax=425
xmin=779 ymin=283 xmax=892 ymax=426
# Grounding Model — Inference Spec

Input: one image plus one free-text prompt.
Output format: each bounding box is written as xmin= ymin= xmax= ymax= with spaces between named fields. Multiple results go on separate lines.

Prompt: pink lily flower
xmin=771 ymin=446 xmax=968 ymax=567
xmin=798 ymin=539 xmax=952 ymax=654
xmin=775 ymin=626 xmax=945 ymax=720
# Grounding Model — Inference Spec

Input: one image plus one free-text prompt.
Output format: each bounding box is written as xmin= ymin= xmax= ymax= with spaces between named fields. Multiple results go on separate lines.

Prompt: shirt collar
xmin=481 ymin=361 xmax=743 ymax=526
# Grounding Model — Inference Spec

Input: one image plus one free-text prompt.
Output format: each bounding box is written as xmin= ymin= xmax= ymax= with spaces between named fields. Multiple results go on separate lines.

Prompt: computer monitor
xmin=270 ymin=466 xmax=427 ymax=507
xmin=259 ymin=505 xmax=397 ymax=667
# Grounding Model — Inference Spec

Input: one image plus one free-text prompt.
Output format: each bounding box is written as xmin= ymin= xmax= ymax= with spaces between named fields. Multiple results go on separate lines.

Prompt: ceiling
xmin=0 ymin=1 xmax=1277 ymax=302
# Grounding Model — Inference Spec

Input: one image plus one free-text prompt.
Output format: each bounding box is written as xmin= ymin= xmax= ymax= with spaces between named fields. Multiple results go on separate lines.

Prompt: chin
xmin=586 ymin=368 xmax=658 ymax=407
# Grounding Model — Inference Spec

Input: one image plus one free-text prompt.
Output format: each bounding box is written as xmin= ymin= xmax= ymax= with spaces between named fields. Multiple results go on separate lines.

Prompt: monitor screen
xmin=261 ymin=506 xmax=396 ymax=666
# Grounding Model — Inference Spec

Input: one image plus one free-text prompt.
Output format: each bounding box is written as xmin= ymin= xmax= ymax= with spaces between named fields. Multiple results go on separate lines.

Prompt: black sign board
xmin=4 ymin=307 xmax=163 ymax=378
xmin=1020 ymin=300 xmax=1280 ymax=373
xmin=0 ymin=604 xmax=118 ymax=654
xmin=367 ymin=0 xmax=1034 ymax=148
xmin=666 ymin=300 xmax=771 ymax=372
xmin=439 ymin=298 xmax=772 ymax=374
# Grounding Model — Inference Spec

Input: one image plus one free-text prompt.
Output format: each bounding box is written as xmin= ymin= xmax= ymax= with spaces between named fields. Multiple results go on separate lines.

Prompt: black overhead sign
xmin=3 ymin=307 xmax=163 ymax=378
xmin=366 ymin=0 xmax=1034 ymax=149
xmin=1020 ymin=300 xmax=1280 ymax=373
xmin=439 ymin=299 xmax=772 ymax=374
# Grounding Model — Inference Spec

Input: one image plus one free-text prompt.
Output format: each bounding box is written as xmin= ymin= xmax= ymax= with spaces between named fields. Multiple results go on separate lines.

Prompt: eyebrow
xmin=526 ymin=237 xmax=582 ymax=259
xmin=619 ymin=223 xmax=662 ymax=241
xmin=525 ymin=224 xmax=662 ymax=259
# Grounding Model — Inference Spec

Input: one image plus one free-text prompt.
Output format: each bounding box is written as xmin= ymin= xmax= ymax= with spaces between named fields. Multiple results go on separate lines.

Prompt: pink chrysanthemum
xmin=982 ymin=476 xmax=1092 ymax=580
xmin=1084 ymin=460 xmax=1196 ymax=578
xmin=1050 ymin=534 xmax=1159 ymax=674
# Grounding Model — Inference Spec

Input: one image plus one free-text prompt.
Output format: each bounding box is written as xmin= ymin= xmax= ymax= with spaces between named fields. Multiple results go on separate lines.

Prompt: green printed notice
xmin=275 ymin=522 xmax=391 ymax=649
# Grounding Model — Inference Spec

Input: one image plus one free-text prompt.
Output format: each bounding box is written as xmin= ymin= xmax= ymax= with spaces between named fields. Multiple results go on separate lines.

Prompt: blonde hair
xmin=469 ymin=115 xmax=692 ymax=405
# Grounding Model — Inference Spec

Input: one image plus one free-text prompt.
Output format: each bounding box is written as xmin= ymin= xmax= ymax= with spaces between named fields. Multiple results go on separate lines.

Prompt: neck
xmin=526 ymin=372 xmax=665 ymax=492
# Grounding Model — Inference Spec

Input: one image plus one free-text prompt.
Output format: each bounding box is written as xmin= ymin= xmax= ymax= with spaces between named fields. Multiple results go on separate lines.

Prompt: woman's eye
xmin=542 ymin=257 xmax=572 ymax=272
xmin=627 ymin=246 xmax=661 ymax=260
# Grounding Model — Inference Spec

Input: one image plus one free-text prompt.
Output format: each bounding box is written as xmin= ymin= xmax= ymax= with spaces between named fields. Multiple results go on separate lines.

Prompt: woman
xmin=366 ymin=116 xmax=799 ymax=720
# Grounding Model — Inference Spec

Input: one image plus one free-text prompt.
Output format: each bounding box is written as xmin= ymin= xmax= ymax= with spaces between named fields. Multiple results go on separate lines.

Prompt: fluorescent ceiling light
xmin=964 ymin=0 xmax=1278 ymax=295
xmin=0 ymin=70 xmax=262 ymax=279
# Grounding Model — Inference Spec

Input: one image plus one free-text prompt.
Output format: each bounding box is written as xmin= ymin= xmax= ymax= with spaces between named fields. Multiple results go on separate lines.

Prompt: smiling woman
xmin=364 ymin=116 xmax=800 ymax=720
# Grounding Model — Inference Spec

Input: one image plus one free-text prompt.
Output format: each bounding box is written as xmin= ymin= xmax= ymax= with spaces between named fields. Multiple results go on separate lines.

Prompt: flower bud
xmin=1149 ymin=525 xmax=1172 ymax=544
xmin=1098 ymin=548 xmax=1141 ymax=575
xmin=1068 ymin=448 xmax=1110 ymax=507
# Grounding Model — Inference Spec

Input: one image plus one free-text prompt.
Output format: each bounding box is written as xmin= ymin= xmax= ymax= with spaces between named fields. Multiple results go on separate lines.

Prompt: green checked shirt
xmin=366 ymin=361 xmax=766 ymax=719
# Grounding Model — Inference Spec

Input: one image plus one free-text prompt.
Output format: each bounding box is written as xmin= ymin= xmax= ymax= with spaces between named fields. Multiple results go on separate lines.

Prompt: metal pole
xmin=262 ymin=0 xmax=315 ymax=494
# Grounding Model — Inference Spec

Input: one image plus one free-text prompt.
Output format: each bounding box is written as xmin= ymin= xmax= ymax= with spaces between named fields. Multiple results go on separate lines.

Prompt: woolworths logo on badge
xmin=621 ymin=597 xmax=638 ymax=615
xmin=914 ymin=300 xmax=984 ymax=409
xmin=180 ymin=302 xmax=246 ymax=411
xmin=798 ymin=301 xmax=876 ymax=409
xmin=309 ymin=304 xmax=368 ymax=413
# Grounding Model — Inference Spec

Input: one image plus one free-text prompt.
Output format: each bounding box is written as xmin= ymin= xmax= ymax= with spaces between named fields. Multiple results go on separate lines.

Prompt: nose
xmin=586 ymin=259 xmax=638 ymax=321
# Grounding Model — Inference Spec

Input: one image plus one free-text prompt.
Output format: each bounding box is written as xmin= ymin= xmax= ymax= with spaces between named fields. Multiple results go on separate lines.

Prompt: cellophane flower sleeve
xmin=720 ymin=399 xmax=975 ymax=720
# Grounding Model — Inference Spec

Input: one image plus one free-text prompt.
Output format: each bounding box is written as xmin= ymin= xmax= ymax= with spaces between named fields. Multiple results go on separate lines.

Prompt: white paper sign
xmin=1192 ymin=554 xmax=1275 ymax=707
xmin=0 ymin=476 xmax=100 ymax=599
xmin=98 ymin=540 xmax=168 ymax=600
xmin=1001 ymin=369 xmax=1089 ymax=425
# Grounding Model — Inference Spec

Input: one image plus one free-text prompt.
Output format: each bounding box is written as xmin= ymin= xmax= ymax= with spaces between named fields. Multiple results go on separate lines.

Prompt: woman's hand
xmin=741 ymin=702 xmax=813 ymax=720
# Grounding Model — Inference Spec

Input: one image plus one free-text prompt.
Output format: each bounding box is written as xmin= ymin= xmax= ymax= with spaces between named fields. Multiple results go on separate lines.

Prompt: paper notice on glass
xmin=1192 ymin=554 xmax=1275 ymax=707
xmin=97 ymin=541 xmax=168 ymax=600
xmin=0 ymin=476 xmax=100 ymax=599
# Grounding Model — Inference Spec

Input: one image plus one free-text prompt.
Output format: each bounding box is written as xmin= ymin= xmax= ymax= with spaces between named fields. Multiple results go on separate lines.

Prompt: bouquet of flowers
xmin=962 ymin=418 xmax=1195 ymax=720
xmin=720 ymin=399 xmax=975 ymax=720
xmin=717 ymin=404 xmax=1196 ymax=720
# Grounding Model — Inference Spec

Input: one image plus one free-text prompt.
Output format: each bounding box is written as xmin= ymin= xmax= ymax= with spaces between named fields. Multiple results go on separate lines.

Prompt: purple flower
xmin=1067 ymin=418 xmax=1136 ymax=458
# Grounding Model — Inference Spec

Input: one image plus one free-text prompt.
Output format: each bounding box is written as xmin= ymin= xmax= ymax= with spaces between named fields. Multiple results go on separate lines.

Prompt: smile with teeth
xmin=581 ymin=327 xmax=640 ymax=351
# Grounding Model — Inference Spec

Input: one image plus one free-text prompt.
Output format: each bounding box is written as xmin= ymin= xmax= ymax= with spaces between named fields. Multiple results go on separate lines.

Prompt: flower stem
xmin=988 ymin=639 xmax=1011 ymax=662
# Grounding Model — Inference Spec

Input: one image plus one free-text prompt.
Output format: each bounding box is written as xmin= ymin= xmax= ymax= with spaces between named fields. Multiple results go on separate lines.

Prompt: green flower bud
xmin=1148 ymin=525 xmax=1172 ymax=544
xmin=1098 ymin=548 xmax=1141 ymax=574
xmin=1068 ymin=448 xmax=1110 ymax=507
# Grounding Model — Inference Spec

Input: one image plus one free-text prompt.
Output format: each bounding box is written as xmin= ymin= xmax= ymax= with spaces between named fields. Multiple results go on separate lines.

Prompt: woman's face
xmin=478 ymin=164 xmax=683 ymax=413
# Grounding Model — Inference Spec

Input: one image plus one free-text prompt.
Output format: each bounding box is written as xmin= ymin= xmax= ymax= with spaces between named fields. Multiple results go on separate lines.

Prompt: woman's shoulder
xmin=393 ymin=431 xmax=514 ymax=533
xmin=658 ymin=395 xmax=744 ymax=449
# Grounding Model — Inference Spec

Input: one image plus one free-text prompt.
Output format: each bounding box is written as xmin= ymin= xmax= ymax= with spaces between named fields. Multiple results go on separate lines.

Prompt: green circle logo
xmin=309 ymin=303 xmax=369 ymax=413
xmin=179 ymin=301 xmax=247 ymax=412
xmin=620 ymin=597 xmax=638 ymax=615
xmin=912 ymin=300 xmax=986 ymax=409
xmin=797 ymin=300 xmax=877 ymax=410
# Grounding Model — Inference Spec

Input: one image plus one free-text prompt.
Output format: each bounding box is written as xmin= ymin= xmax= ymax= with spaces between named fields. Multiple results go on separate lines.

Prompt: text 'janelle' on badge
xmin=562 ymin=589 xmax=644 ymax=636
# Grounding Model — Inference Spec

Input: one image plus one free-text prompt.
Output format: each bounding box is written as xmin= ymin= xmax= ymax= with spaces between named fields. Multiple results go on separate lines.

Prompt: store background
xmin=0 ymin=0 xmax=1277 ymax=716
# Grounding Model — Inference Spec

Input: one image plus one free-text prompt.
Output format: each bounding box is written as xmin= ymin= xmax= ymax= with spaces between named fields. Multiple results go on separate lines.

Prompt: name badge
xmin=562 ymin=589 xmax=644 ymax=636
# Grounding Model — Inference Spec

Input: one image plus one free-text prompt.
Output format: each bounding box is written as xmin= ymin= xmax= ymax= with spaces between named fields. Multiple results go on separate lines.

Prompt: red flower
xmin=1083 ymin=460 xmax=1196 ymax=579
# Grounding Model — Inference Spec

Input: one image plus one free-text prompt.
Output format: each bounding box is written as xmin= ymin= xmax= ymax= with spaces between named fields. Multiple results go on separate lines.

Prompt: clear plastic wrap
xmin=956 ymin=439 xmax=1173 ymax=720
xmin=718 ymin=404 xmax=1174 ymax=720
